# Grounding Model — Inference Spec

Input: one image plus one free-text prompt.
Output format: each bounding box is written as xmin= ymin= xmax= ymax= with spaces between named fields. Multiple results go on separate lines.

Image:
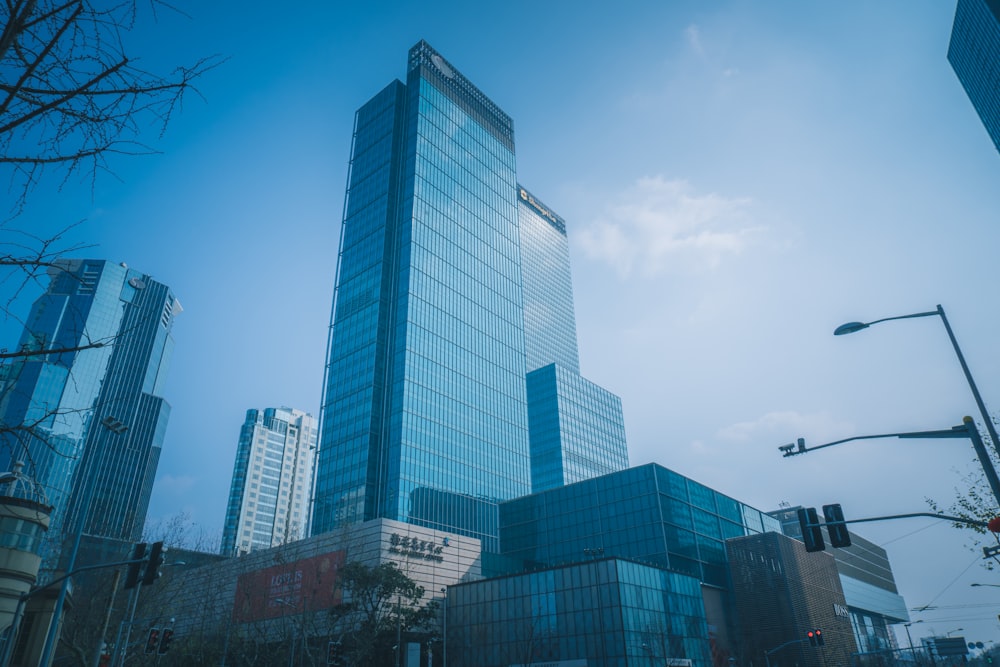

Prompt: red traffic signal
xmin=807 ymin=630 xmax=817 ymax=646
xmin=158 ymin=628 xmax=174 ymax=654
xmin=144 ymin=628 xmax=160 ymax=654
xmin=815 ymin=629 xmax=824 ymax=646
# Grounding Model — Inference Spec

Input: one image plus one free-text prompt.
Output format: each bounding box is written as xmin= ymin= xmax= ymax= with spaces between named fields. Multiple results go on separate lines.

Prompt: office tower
xmin=518 ymin=186 xmax=629 ymax=491
xmin=221 ymin=407 xmax=318 ymax=556
xmin=948 ymin=0 xmax=1000 ymax=153
xmin=0 ymin=260 xmax=179 ymax=553
xmin=312 ymin=41 xmax=626 ymax=546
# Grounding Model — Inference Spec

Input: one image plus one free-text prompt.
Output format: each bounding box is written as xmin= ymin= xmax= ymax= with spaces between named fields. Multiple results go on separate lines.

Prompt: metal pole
xmin=936 ymin=305 xmax=1000 ymax=463
xmin=962 ymin=417 xmax=1000 ymax=509
xmin=396 ymin=596 xmax=402 ymax=667
xmin=442 ymin=588 xmax=447 ymax=667
xmin=90 ymin=569 xmax=121 ymax=667
xmin=112 ymin=580 xmax=142 ymax=667
xmin=0 ymin=595 xmax=27 ymax=667
xmin=904 ymin=624 xmax=918 ymax=663
xmin=40 ymin=421 xmax=123 ymax=666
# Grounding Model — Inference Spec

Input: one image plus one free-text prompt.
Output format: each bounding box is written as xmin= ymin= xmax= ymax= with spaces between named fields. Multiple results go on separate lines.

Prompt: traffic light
xmin=158 ymin=628 xmax=174 ymax=654
xmin=142 ymin=541 xmax=166 ymax=585
xmin=145 ymin=628 xmax=160 ymax=654
xmin=823 ymin=503 xmax=852 ymax=548
xmin=815 ymin=629 xmax=825 ymax=646
xmin=807 ymin=630 xmax=817 ymax=647
xmin=797 ymin=507 xmax=826 ymax=552
xmin=123 ymin=542 xmax=147 ymax=589
xmin=328 ymin=640 xmax=343 ymax=666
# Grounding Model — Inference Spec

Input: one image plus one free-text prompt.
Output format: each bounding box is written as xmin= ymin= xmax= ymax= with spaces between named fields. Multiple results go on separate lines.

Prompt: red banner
xmin=232 ymin=550 xmax=346 ymax=623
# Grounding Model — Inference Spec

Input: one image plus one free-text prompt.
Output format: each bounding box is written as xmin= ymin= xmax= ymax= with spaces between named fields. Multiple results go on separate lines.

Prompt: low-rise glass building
xmin=448 ymin=557 xmax=709 ymax=667
xmin=495 ymin=463 xmax=783 ymax=666
xmin=500 ymin=463 xmax=781 ymax=587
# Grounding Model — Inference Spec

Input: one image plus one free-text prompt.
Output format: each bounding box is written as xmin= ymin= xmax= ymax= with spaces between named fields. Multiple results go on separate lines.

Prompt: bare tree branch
xmin=0 ymin=341 xmax=104 ymax=358
xmin=1 ymin=0 xmax=225 ymax=212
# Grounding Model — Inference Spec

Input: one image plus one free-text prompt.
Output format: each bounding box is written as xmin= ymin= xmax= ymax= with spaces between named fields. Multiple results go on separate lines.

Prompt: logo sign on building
xmin=232 ymin=550 xmax=346 ymax=623
xmin=388 ymin=533 xmax=448 ymax=562
xmin=834 ymin=603 xmax=850 ymax=619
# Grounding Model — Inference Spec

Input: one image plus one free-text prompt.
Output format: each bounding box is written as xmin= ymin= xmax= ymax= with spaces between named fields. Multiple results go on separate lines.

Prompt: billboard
xmin=232 ymin=550 xmax=346 ymax=623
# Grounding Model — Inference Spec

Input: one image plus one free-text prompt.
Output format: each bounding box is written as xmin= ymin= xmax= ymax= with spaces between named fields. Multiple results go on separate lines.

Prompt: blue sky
xmin=5 ymin=0 xmax=1000 ymax=646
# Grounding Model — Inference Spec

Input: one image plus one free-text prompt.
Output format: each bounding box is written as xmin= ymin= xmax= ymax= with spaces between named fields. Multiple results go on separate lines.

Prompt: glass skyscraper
xmin=312 ymin=41 xmax=627 ymax=547
xmin=518 ymin=186 xmax=629 ymax=491
xmin=948 ymin=0 xmax=1000 ymax=154
xmin=221 ymin=407 xmax=317 ymax=556
xmin=0 ymin=259 xmax=179 ymax=554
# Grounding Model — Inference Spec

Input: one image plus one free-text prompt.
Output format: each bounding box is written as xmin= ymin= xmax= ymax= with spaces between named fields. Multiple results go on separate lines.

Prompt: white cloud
xmin=685 ymin=24 xmax=705 ymax=56
xmin=716 ymin=410 xmax=853 ymax=444
xmin=576 ymin=176 xmax=760 ymax=277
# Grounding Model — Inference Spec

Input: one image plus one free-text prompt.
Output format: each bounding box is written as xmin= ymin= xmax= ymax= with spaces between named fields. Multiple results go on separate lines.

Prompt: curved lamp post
xmin=834 ymin=305 xmax=1000 ymax=463
xmin=903 ymin=620 xmax=924 ymax=658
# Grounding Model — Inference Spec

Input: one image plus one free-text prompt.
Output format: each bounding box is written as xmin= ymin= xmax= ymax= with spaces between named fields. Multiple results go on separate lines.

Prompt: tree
xmin=329 ymin=561 xmax=439 ymax=667
xmin=1 ymin=0 xmax=221 ymax=212
xmin=926 ymin=416 xmax=1000 ymax=565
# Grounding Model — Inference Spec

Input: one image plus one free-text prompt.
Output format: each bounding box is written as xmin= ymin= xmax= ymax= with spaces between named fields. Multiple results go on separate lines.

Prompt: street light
xmin=947 ymin=628 xmax=964 ymax=637
xmin=903 ymin=620 xmax=924 ymax=659
xmin=834 ymin=305 xmax=1000 ymax=464
xmin=40 ymin=415 xmax=129 ymax=667
xmin=971 ymin=583 xmax=1000 ymax=588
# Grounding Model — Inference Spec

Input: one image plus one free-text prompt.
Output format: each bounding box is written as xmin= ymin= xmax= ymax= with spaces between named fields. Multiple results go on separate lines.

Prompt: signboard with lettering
xmin=833 ymin=603 xmax=850 ymax=619
xmin=232 ymin=550 xmax=346 ymax=623
xmin=387 ymin=533 xmax=448 ymax=562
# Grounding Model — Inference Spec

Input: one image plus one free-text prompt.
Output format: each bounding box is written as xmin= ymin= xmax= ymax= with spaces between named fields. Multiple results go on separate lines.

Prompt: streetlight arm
xmin=781 ymin=427 xmax=967 ymax=457
xmin=834 ymin=311 xmax=939 ymax=335
xmin=865 ymin=311 xmax=940 ymax=326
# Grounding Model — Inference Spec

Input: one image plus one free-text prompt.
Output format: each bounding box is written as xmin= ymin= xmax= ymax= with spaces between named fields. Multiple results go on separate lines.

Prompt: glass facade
xmin=518 ymin=186 xmax=579 ymax=375
xmin=0 ymin=259 xmax=179 ymax=562
xmin=948 ymin=0 xmax=1000 ymax=154
xmin=312 ymin=40 xmax=631 ymax=549
xmin=312 ymin=41 xmax=531 ymax=548
xmin=221 ymin=407 xmax=317 ymax=556
xmin=448 ymin=557 xmax=710 ymax=667
xmin=527 ymin=363 xmax=628 ymax=491
xmin=500 ymin=463 xmax=780 ymax=588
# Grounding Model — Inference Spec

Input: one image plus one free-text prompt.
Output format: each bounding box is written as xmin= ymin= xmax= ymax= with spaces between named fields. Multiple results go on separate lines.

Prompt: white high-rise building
xmin=221 ymin=407 xmax=317 ymax=556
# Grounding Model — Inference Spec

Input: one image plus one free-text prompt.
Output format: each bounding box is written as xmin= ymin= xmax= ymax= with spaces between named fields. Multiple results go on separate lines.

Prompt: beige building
xmin=221 ymin=407 xmax=317 ymax=556
xmin=150 ymin=518 xmax=481 ymax=660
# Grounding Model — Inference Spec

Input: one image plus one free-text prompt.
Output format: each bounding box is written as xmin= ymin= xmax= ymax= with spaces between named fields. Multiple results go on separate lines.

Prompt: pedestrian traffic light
xmin=328 ymin=640 xmax=344 ymax=666
xmin=798 ymin=507 xmax=825 ymax=552
xmin=142 ymin=541 xmax=166 ymax=585
xmin=807 ymin=630 xmax=817 ymax=647
xmin=123 ymin=542 xmax=147 ymax=589
xmin=158 ymin=628 xmax=174 ymax=654
xmin=144 ymin=628 xmax=160 ymax=654
xmin=823 ymin=503 xmax=852 ymax=548
xmin=815 ymin=629 xmax=824 ymax=646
